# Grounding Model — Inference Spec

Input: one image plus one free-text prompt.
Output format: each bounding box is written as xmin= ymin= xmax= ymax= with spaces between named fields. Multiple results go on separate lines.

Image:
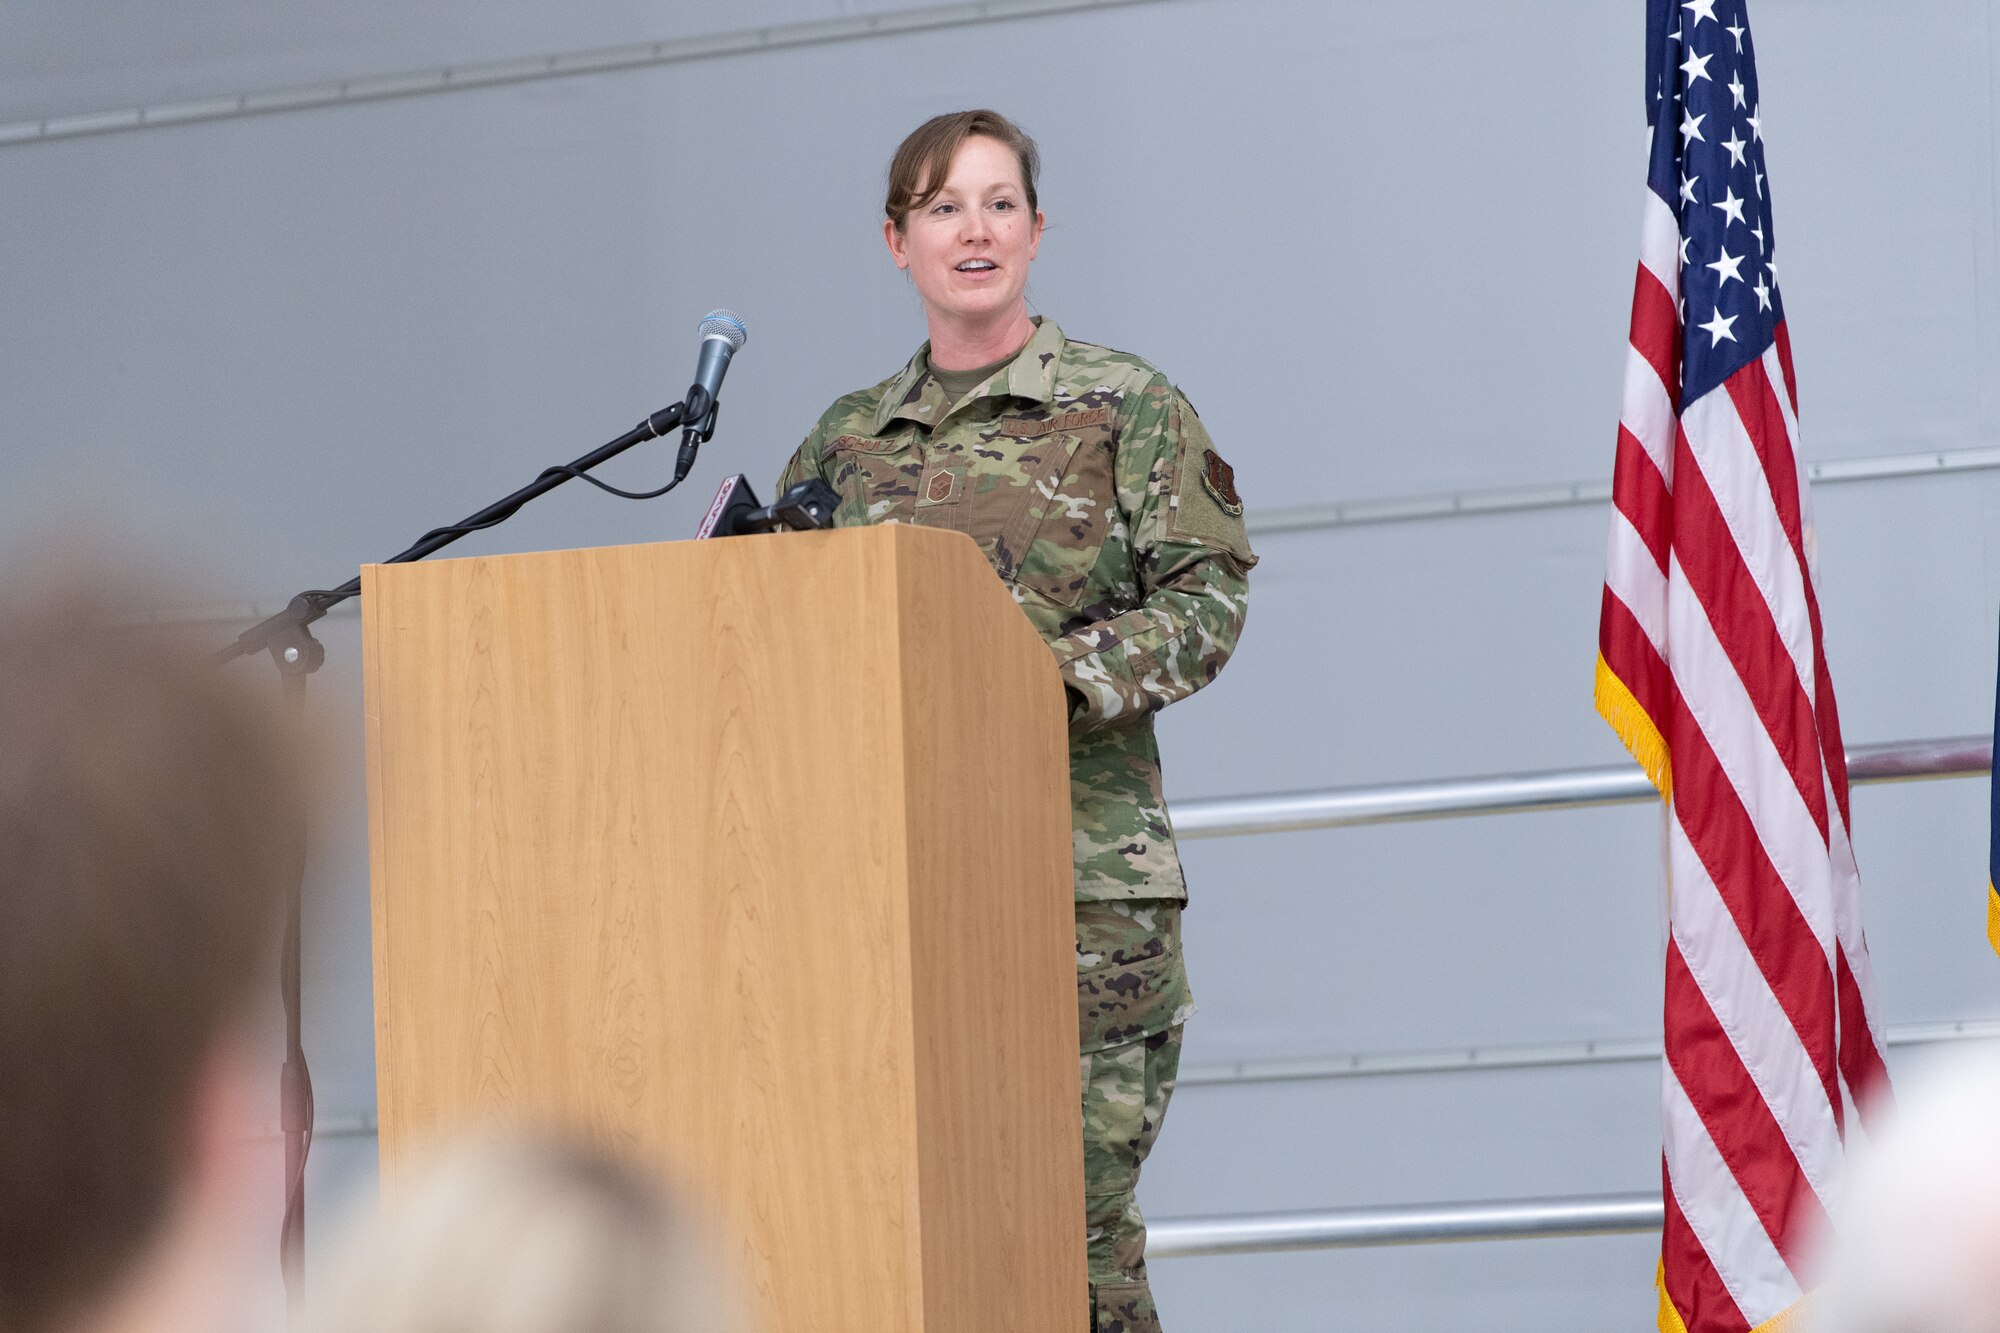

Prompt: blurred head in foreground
xmin=1810 ymin=1051 xmax=2000 ymax=1333
xmin=0 ymin=567 xmax=306 ymax=1333
xmin=307 ymin=1132 xmax=732 ymax=1333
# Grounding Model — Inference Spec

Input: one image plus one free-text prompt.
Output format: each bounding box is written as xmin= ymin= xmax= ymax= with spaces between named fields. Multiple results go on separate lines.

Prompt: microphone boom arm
xmin=217 ymin=397 xmax=692 ymax=670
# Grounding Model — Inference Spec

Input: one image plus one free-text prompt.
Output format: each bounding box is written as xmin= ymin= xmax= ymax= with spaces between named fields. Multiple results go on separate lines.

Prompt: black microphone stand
xmin=215 ymin=390 xmax=705 ymax=1314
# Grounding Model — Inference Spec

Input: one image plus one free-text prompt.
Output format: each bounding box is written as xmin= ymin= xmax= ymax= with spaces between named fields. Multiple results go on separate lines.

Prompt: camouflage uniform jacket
xmin=778 ymin=318 xmax=1256 ymax=902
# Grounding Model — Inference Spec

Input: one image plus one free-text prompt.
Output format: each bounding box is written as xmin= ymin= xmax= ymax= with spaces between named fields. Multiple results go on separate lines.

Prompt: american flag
xmin=1595 ymin=2 xmax=1892 ymax=1329
xmin=1991 ymin=627 xmax=2000 ymax=952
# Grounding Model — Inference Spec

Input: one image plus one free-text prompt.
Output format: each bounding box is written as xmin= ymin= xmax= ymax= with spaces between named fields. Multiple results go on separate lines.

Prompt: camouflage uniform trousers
xmin=1076 ymin=899 xmax=1192 ymax=1333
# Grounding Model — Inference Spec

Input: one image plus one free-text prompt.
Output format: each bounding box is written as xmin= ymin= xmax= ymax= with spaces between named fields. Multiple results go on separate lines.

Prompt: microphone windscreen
xmin=699 ymin=309 xmax=748 ymax=350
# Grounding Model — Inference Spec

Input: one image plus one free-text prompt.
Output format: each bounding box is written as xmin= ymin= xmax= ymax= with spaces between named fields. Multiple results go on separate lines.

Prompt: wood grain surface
xmin=362 ymin=526 xmax=1082 ymax=1333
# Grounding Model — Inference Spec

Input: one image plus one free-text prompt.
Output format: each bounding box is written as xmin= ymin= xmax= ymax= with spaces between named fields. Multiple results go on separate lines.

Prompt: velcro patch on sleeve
xmin=1165 ymin=402 xmax=1256 ymax=565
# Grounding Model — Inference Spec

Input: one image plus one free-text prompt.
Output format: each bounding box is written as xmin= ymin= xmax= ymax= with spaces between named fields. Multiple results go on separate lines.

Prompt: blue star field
xmin=1645 ymin=0 xmax=1785 ymax=406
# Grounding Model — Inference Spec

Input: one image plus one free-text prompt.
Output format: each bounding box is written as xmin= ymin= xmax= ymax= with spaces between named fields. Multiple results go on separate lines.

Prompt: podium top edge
xmin=358 ymin=524 xmax=992 ymax=580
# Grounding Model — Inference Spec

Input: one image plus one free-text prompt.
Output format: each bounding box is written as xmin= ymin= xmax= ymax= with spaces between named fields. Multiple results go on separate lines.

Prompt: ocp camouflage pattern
xmin=777 ymin=318 xmax=1256 ymax=903
xmin=1076 ymin=900 xmax=1194 ymax=1052
xmin=1077 ymin=901 xmax=1186 ymax=1333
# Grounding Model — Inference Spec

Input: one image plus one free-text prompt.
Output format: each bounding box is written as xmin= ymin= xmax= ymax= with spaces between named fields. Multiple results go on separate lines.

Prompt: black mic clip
xmin=681 ymin=385 xmax=718 ymax=444
xmin=672 ymin=386 xmax=719 ymax=483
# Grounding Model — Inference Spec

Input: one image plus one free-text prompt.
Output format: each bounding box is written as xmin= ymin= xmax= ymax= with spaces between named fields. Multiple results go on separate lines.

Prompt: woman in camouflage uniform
xmin=777 ymin=109 xmax=1255 ymax=1333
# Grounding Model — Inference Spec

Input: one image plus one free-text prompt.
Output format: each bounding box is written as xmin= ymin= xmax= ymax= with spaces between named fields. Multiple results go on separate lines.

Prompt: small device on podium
xmin=695 ymin=475 xmax=839 ymax=539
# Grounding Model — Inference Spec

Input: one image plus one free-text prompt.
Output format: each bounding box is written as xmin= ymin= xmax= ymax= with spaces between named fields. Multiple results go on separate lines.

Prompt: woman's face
xmin=884 ymin=135 xmax=1044 ymax=331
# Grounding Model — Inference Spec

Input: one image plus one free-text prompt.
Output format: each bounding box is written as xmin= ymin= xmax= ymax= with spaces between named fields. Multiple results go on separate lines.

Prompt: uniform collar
xmin=873 ymin=317 xmax=1066 ymax=433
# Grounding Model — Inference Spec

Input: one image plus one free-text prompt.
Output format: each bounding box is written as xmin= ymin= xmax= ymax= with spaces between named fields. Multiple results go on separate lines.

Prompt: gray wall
xmin=5 ymin=1 xmax=1998 ymax=1328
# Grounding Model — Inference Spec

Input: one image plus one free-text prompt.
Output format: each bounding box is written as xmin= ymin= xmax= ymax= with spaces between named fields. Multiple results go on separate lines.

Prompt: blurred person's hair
xmin=306 ymin=1132 xmax=732 ymax=1333
xmin=0 ymin=566 xmax=304 ymax=1333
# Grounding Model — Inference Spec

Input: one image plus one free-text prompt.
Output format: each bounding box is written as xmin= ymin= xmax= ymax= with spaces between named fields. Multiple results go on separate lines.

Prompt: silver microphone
xmin=674 ymin=309 xmax=747 ymax=480
xmin=689 ymin=309 xmax=747 ymax=425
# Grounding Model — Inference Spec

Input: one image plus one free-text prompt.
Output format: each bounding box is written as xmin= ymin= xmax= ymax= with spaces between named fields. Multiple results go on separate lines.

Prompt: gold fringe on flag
xmin=1656 ymin=1262 xmax=1805 ymax=1333
xmin=1656 ymin=1264 xmax=1690 ymax=1333
xmin=1986 ymin=883 xmax=2000 ymax=959
xmin=1596 ymin=653 xmax=1672 ymax=799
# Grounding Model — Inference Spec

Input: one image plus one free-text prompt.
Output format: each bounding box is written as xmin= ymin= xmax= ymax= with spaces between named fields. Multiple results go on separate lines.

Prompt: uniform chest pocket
xmin=826 ymin=434 xmax=922 ymax=524
xmin=998 ymin=420 xmax=1116 ymax=609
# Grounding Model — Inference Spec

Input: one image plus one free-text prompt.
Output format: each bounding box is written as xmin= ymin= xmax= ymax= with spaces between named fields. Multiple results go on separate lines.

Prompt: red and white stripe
xmin=1597 ymin=189 xmax=1890 ymax=1333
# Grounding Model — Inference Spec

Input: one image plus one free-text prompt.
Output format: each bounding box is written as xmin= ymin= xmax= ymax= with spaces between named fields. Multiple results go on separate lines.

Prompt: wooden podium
xmin=360 ymin=525 xmax=1085 ymax=1333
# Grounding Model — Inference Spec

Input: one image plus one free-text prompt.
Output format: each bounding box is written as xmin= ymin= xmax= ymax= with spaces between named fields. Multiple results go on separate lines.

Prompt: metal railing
xmin=1179 ymin=1015 xmax=2000 ymax=1087
xmin=1247 ymin=443 xmax=2000 ymax=535
xmin=1172 ymin=734 xmax=1992 ymax=839
xmin=1143 ymin=732 xmax=1993 ymax=1258
xmin=1149 ymin=1193 xmax=1663 ymax=1258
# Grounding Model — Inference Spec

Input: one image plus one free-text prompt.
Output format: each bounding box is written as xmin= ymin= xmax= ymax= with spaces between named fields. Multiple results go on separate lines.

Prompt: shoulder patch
xmin=1200 ymin=450 xmax=1243 ymax=516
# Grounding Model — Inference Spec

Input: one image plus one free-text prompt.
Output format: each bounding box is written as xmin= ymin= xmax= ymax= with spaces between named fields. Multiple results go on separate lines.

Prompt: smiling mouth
xmin=956 ymin=259 xmax=998 ymax=273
